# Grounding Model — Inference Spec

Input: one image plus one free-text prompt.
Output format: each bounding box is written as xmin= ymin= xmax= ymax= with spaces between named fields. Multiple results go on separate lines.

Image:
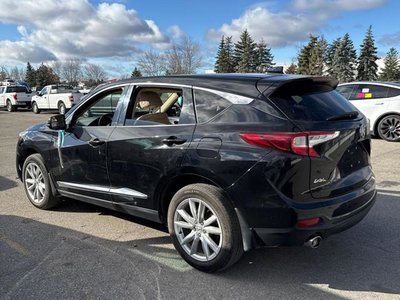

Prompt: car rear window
xmin=269 ymin=82 xmax=357 ymax=121
xmin=7 ymin=86 xmax=28 ymax=93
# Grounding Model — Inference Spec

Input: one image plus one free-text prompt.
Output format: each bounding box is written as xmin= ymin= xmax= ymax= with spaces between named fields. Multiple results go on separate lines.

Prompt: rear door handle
xmin=375 ymin=103 xmax=384 ymax=105
xmin=162 ymin=136 xmax=186 ymax=146
xmin=89 ymin=138 xmax=105 ymax=147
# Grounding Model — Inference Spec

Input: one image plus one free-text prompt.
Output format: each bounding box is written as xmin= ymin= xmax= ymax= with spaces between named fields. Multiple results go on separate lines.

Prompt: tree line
xmin=214 ymin=26 xmax=400 ymax=82
xmin=2 ymin=26 xmax=400 ymax=87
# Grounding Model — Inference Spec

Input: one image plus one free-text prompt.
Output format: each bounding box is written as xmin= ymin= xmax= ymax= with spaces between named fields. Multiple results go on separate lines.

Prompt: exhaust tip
xmin=305 ymin=235 xmax=322 ymax=248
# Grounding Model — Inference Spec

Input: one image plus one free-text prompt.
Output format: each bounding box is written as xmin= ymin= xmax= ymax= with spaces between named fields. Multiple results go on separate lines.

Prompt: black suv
xmin=16 ymin=74 xmax=376 ymax=272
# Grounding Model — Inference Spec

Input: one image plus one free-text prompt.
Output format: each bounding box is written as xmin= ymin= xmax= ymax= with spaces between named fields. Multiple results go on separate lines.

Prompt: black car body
xmin=17 ymin=74 xmax=376 ymax=272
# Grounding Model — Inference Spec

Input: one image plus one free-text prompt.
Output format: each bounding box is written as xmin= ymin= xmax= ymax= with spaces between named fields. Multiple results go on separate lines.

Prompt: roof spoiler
xmin=259 ymin=76 xmax=339 ymax=97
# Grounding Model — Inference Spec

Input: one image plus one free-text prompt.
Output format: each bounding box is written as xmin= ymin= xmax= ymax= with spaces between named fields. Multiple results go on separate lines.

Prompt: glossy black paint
xmin=16 ymin=74 xmax=376 ymax=249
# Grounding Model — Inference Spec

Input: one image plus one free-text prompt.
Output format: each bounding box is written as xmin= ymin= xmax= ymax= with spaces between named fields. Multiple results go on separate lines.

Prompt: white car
xmin=0 ymin=85 xmax=32 ymax=111
xmin=337 ymin=82 xmax=400 ymax=142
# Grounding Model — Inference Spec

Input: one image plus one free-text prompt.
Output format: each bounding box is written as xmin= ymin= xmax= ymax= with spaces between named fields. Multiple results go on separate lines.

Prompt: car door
xmin=107 ymin=84 xmax=196 ymax=220
xmin=348 ymin=84 xmax=390 ymax=126
xmin=51 ymin=85 xmax=130 ymax=206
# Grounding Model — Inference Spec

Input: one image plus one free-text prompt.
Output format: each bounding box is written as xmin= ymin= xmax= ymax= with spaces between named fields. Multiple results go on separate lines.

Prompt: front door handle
xmin=375 ymin=103 xmax=384 ymax=105
xmin=162 ymin=136 xmax=186 ymax=146
xmin=89 ymin=138 xmax=105 ymax=147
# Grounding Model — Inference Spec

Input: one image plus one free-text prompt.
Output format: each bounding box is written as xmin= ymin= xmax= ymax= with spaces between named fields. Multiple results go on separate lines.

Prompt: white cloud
xmin=0 ymin=0 xmax=172 ymax=62
xmin=207 ymin=0 xmax=387 ymax=47
xmin=0 ymin=41 xmax=57 ymax=63
xmin=168 ymin=25 xmax=185 ymax=39
xmin=207 ymin=6 xmax=317 ymax=47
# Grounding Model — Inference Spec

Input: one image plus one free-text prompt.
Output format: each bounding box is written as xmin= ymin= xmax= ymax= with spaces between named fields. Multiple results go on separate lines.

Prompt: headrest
xmin=138 ymin=91 xmax=162 ymax=109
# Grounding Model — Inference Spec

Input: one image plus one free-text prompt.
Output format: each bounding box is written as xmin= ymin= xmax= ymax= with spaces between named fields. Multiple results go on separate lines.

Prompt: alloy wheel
xmin=174 ymin=198 xmax=222 ymax=262
xmin=24 ymin=162 xmax=46 ymax=204
xmin=379 ymin=116 xmax=400 ymax=141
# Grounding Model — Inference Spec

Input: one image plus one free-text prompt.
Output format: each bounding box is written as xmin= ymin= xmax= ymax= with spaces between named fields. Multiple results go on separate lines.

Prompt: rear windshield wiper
xmin=326 ymin=111 xmax=359 ymax=121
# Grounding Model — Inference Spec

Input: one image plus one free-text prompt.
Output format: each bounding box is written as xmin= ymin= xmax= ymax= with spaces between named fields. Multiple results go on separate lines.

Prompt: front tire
xmin=22 ymin=154 xmax=59 ymax=209
xmin=32 ymin=102 xmax=40 ymax=114
xmin=168 ymin=184 xmax=243 ymax=272
xmin=377 ymin=114 xmax=400 ymax=142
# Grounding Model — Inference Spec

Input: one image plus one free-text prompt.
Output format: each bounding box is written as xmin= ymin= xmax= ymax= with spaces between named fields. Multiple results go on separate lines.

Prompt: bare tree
xmin=0 ymin=65 xmax=9 ymax=80
xmin=61 ymin=58 xmax=82 ymax=86
xmin=166 ymin=36 xmax=203 ymax=74
xmin=137 ymin=50 xmax=166 ymax=76
xmin=83 ymin=63 xmax=107 ymax=84
xmin=50 ymin=61 xmax=63 ymax=80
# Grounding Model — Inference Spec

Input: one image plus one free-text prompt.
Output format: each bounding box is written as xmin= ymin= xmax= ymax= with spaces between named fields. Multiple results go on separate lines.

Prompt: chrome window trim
xmin=57 ymin=181 xmax=148 ymax=199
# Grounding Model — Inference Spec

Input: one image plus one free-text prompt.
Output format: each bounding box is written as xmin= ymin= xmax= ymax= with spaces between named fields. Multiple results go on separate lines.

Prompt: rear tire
xmin=167 ymin=184 xmax=243 ymax=272
xmin=377 ymin=114 xmax=400 ymax=142
xmin=6 ymin=100 xmax=16 ymax=112
xmin=32 ymin=102 xmax=40 ymax=114
xmin=22 ymin=154 xmax=60 ymax=209
xmin=58 ymin=102 xmax=66 ymax=114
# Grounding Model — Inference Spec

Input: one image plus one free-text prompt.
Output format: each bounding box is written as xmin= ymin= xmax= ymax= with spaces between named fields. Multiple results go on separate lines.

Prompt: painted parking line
xmin=0 ymin=233 xmax=30 ymax=257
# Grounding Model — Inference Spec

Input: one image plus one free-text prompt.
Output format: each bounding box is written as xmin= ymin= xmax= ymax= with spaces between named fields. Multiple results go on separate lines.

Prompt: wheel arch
xmin=17 ymin=147 xmax=39 ymax=180
xmin=157 ymin=172 xmax=223 ymax=224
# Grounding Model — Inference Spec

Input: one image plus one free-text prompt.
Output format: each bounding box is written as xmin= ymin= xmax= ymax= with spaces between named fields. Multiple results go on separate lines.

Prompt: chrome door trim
xmin=57 ymin=181 xmax=148 ymax=199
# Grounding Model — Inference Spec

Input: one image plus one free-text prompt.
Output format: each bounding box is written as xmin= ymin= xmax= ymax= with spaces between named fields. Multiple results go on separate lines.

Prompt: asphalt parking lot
xmin=1 ymin=109 xmax=399 ymax=300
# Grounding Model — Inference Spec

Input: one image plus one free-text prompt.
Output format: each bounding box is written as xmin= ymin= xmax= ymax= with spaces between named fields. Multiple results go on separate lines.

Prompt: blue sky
xmin=0 ymin=0 xmax=399 ymax=77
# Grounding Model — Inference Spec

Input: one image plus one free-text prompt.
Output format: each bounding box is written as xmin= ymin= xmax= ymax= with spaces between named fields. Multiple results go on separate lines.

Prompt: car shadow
xmin=1 ymin=192 xmax=398 ymax=298
xmin=0 ymin=175 xmax=17 ymax=191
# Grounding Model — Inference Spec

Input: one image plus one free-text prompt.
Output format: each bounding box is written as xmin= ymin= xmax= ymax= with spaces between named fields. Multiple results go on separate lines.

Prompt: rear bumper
xmin=253 ymin=188 xmax=376 ymax=246
xmin=15 ymin=101 xmax=31 ymax=106
xmin=228 ymin=168 xmax=376 ymax=248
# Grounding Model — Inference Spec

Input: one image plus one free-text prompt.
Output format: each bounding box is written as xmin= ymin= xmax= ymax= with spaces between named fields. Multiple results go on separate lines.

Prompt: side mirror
xmin=48 ymin=114 xmax=66 ymax=130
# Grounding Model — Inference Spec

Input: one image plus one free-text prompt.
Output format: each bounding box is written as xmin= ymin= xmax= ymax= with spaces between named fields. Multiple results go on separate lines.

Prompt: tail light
xmin=240 ymin=131 xmax=339 ymax=157
xmin=13 ymin=93 xmax=17 ymax=100
xmin=68 ymin=95 xmax=74 ymax=102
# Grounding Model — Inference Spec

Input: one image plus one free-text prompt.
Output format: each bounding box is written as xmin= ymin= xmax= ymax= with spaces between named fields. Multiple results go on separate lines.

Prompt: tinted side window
xmin=388 ymin=87 xmax=400 ymax=98
xmin=125 ymin=87 xmax=194 ymax=126
xmin=194 ymin=89 xmax=231 ymax=123
xmin=351 ymin=84 xmax=389 ymax=100
xmin=75 ymin=88 xmax=124 ymax=126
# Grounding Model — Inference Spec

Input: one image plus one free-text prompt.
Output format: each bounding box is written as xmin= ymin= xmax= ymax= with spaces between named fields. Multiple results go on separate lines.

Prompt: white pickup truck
xmin=0 ymin=85 xmax=32 ymax=112
xmin=31 ymin=84 xmax=82 ymax=114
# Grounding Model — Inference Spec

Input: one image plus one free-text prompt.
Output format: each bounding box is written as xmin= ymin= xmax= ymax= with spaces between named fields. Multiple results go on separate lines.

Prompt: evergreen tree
xmin=297 ymin=34 xmax=318 ymax=74
xmin=326 ymin=38 xmax=341 ymax=76
xmin=215 ymin=36 xmax=235 ymax=73
xmin=330 ymin=33 xmax=357 ymax=82
xmin=25 ymin=62 xmax=36 ymax=87
xmin=214 ymin=36 xmax=226 ymax=73
xmin=309 ymin=37 xmax=327 ymax=75
xmin=131 ymin=67 xmax=142 ymax=77
xmin=254 ymin=40 xmax=274 ymax=73
xmin=224 ymin=36 xmax=235 ymax=72
xmin=379 ymin=48 xmax=400 ymax=81
xmin=233 ymin=29 xmax=257 ymax=73
xmin=357 ymin=25 xmax=378 ymax=81
xmin=35 ymin=64 xmax=59 ymax=87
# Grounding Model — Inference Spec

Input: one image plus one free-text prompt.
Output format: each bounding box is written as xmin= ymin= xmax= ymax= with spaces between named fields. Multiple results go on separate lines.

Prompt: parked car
xmin=337 ymin=81 xmax=400 ymax=142
xmin=31 ymin=84 xmax=82 ymax=114
xmin=16 ymin=74 xmax=376 ymax=272
xmin=0 ymin=85 xmax=32 ymax=111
